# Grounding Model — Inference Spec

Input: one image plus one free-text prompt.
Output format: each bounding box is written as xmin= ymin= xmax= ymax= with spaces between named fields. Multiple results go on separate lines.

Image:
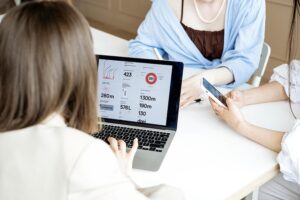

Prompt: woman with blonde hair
xmin=0 ymin=2 xmax=183 ymax=200
xmin=210 ymin=0 xmax=300 ymax=199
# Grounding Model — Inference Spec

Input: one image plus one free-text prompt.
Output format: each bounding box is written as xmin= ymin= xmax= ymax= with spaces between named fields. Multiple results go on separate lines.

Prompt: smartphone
xmin=201 ymin=78 xmax=227 ymax=107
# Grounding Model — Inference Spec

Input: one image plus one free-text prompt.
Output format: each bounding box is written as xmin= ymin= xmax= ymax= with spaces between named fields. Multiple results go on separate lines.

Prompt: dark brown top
xmin=181 ymin=0 xmax=224 ymax=61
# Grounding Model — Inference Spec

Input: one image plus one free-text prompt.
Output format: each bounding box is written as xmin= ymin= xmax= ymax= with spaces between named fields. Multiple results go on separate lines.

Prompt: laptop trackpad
xmin=133 ymin=150 xmax=165 ymax=172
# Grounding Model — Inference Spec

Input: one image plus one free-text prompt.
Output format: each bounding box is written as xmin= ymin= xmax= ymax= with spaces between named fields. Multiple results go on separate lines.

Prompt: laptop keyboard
xmin=93 ymin=125 xmax=170 ymax=152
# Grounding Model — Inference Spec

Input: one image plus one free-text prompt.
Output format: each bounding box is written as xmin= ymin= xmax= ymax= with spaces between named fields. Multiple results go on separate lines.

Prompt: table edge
xmin=226 ymin=164 xmax=280 ymax=200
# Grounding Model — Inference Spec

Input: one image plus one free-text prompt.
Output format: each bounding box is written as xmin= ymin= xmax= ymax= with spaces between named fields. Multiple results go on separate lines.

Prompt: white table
xmin=131 ymin=101 xmax=295 ymax=200
xmin=91 ymin=27 xmax=296 ymax=200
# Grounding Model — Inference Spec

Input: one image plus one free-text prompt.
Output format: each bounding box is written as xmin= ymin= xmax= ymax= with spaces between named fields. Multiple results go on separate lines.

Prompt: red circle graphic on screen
xmin=145 ymin=73 xmax=157 ymax=85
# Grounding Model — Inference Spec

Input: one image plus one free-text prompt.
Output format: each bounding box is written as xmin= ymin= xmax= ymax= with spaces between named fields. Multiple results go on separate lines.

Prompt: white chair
xmin=250 ymin=43 xmax=271 ymax=87
xmin=245 ymin=42 xmax=272 ymax=196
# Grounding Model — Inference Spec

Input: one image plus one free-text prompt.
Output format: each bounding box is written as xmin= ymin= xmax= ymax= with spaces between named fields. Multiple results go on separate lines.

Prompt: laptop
xmin=94 ymin=55 xmax=183 ymax=171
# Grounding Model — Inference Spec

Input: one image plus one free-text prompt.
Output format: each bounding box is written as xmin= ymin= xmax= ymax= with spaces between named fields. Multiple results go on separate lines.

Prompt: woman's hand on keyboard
xmin=108 ymin=137 xmax=138 ymax=176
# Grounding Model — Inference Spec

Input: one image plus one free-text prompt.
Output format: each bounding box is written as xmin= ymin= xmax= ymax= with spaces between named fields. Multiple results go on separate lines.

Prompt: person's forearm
xmin=237 ymin=122 xmax=284 ymax=152
xmin=243 ymin=81 xmax=288 ymax=106
xmin=201 ymin=67 xmax=234 ymax=86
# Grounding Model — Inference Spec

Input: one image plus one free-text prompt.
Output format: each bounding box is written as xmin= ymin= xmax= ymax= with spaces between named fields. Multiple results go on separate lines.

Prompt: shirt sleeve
xmin=68 ymin=139 xmax=184 ymax=200
xmin=270 ymin=60 xmax=300 ymax=103
xmin=277 ymin=120 xmax=300 ymax=185
xmin=68 ymin=139 xmax=149 ymax=200
xmin=128 ymin=0 xmax=167 ymax=59
xmin=221 ymin=0 xmax=265 ymax=88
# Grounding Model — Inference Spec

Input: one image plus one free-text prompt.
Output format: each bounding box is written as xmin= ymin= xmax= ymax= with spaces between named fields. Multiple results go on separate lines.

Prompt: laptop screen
xmin=97 ymin=58 xmax=172 ymax=126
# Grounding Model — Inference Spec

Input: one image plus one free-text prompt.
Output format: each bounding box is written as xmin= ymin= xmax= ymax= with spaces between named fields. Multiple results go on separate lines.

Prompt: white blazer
xmin=0 ymin=114 xmax=183 ymax=200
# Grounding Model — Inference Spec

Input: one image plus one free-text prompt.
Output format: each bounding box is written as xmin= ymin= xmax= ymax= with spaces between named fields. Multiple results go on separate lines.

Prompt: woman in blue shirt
xmin=129 ymin=0 xmax=265 ymax=107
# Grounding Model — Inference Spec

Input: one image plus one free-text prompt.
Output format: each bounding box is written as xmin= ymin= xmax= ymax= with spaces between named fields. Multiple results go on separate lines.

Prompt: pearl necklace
xmin=193 ymin=0 xmax=226 ymax=24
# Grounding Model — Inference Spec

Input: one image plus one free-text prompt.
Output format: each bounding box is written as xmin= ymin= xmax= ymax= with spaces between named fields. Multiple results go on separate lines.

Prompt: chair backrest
xmin=250 ymin=42 xmax=271 ymax=87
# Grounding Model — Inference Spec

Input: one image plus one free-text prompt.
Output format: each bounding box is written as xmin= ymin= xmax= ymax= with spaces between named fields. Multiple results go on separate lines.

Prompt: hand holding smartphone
xmin=201 ymin=78 xmax=227 ymax=107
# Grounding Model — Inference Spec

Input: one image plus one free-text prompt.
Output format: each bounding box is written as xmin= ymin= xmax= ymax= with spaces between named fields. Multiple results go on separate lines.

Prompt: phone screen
xmin=203 ymin=78 xmax=227 ymax=106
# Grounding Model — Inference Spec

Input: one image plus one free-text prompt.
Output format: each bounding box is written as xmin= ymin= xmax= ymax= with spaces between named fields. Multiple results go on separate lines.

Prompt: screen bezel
xmin=96 ymin=55 xmax=183 ymax=131
xmin=202 ymin=78 xmax=227 ymax=106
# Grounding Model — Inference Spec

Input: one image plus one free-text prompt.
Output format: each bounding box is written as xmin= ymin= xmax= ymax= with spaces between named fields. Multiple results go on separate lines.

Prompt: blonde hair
xmin=0 ymin=1 xmax=98 ymax=133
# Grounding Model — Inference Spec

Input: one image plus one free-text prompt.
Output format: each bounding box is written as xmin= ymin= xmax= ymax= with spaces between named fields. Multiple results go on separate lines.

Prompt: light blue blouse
xmin=128 ymin=0 xmax=265 ymax=88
